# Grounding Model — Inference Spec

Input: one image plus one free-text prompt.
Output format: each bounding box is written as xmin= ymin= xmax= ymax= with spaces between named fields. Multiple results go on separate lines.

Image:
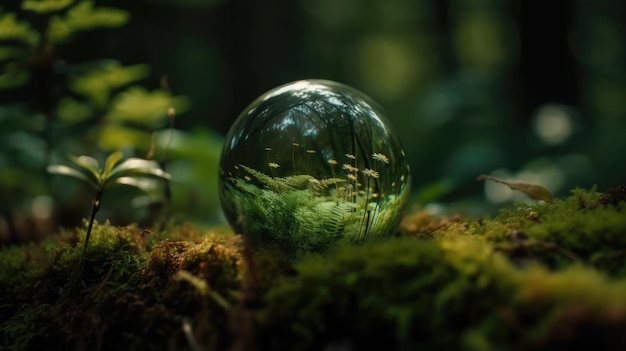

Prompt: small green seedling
xmin=477 ymin=174 xmax=554 ymax=203
xmin=48 ymin=151 xmax=171 ymax=269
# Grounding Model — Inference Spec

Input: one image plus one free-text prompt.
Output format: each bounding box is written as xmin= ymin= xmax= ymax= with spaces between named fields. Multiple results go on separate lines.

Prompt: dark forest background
xmin=1 ymin=0 xmax=625 ymax=243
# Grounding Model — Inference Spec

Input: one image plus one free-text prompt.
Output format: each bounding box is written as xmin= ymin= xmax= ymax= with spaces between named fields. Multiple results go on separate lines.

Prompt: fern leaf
xmin=283 ymin=174 xmax=315 ymax=190
xmin=22 ymin=0 xmax=74 ymax=14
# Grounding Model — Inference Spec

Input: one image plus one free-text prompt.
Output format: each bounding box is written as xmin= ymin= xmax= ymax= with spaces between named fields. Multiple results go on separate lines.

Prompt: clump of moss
xmin=401 ymin=187 xmax=626 ymax=275
xmin=1 ymin=186 xmax=625 ymax=350
xmin=260 ymin=236 xmax=518 ymax=350
xmin=1 ymin=221 xmax=148 ymax=350
xmin=515 ymin=266 xmax=626 ymax=349
xmin=599 ymin=184 xmax=626 ymax=207
xmin=259 ymin=186 xmax=626 ymax=350
xmin=490 ymin=188 xmax=626 ymax=275
xmin=0 ymin=221 xmax=243 ymax=351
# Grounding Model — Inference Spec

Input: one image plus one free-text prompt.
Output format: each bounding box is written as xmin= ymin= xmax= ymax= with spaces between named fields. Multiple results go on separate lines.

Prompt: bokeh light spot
xmin=533 ymin=104 xmax=573 ymax=145
xmin=31 ymin=196 xmax=53 ymax=220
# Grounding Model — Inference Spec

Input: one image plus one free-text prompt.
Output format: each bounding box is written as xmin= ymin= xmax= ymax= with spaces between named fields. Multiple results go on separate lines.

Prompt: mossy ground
xmin=1 ymin=187 xmax=626 ymax=350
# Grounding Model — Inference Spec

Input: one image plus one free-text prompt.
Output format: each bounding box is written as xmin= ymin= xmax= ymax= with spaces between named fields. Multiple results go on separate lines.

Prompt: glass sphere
xmin=219 ymin=80 xmax=411 ymax=255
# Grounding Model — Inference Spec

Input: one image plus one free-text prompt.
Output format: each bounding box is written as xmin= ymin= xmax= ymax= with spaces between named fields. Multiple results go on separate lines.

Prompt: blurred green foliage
xmin=87 ymin=0 xmax=621 ymax=214
xmin=0 ymin=0 xmax=221 ymax=243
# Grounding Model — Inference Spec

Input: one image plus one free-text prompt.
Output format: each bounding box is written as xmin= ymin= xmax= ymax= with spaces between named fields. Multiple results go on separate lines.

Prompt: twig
xmin=229 ymin=217 xmax=260 ymax=351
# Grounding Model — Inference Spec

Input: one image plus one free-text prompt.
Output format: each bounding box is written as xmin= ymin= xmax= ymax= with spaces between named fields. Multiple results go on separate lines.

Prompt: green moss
xmin=0 ymin=221 xmax=243 ymax=350
xmin=515 ymin=266 xmax=626 ymax=348
xmin=261 ymin=236 xmax=519 ymax=350
xmin=259 ymin=187 xmax=626 ymax=349
xmin=1 ymin=187 xmax=626 ymax=350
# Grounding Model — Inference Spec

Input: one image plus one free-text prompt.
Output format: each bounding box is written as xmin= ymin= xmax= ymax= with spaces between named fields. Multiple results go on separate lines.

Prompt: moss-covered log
xmin=1 ymin=187 xmax=625 ymax=350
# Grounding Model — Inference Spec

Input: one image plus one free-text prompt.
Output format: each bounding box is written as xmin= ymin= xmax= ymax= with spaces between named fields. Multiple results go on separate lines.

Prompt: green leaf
xmin=102 ymin=151 xmax=123 ymax=179
xmin=22 ymin=0 xmax=75 ymax=13
xmin=71 ymin=155 xmax=99 ymax=170
xmin=69 ymin=62 xmax=150 ymax=107
xmin=97 ymin=124 xmax=150 ymax=152
xmin=49 ymin=153 xmax=169 ymax=193
xmin=56 ymin=96 xmax=94 ymax=124
xmin=48 ymin=1 xmax=130 ymax=44
xmin=0 ymin=12 xmax=40 ymax=46
xmin=47 ymin=164 xmax=97 ymax=189
xmin=106 ymin=158 xmax=170 ymax=185
xmin=69 ymin=155 xmax=101 ymax=184
xmin=107 ymin=87 xmax=191 ymax=128
xmin=0 ymin=67 xmax=30 ymax=90
xmin=115 ymin=177 xmax=161 ymax=192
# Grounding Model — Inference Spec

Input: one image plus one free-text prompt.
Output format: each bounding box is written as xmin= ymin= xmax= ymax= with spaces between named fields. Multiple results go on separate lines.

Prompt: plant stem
xmin=229 ymin=218 xmax=260 ymax=351
xmin=359 ymin=178 xmax=371 ymax=241
xmin=78 ymin=188 xmax=103 ymax=269
xmin=156 ymin=109 xmax=175 ymax=232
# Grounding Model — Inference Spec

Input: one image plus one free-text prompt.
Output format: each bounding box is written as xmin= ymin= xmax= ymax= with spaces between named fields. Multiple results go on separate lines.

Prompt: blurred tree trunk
xmin=518 ymin=0 xmax=579 ymax=126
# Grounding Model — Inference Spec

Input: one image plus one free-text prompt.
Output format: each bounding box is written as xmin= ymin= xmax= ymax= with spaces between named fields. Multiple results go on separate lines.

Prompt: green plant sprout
xmin=0 ymin=1 xmax=195 ymax=243
xmin=48 ymin=151 xmax=170 ymax=268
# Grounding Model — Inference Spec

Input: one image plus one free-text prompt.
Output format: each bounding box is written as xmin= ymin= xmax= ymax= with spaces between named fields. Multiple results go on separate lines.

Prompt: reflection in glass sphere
xmin=219 ymin=80 xmax=411 ymax=255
